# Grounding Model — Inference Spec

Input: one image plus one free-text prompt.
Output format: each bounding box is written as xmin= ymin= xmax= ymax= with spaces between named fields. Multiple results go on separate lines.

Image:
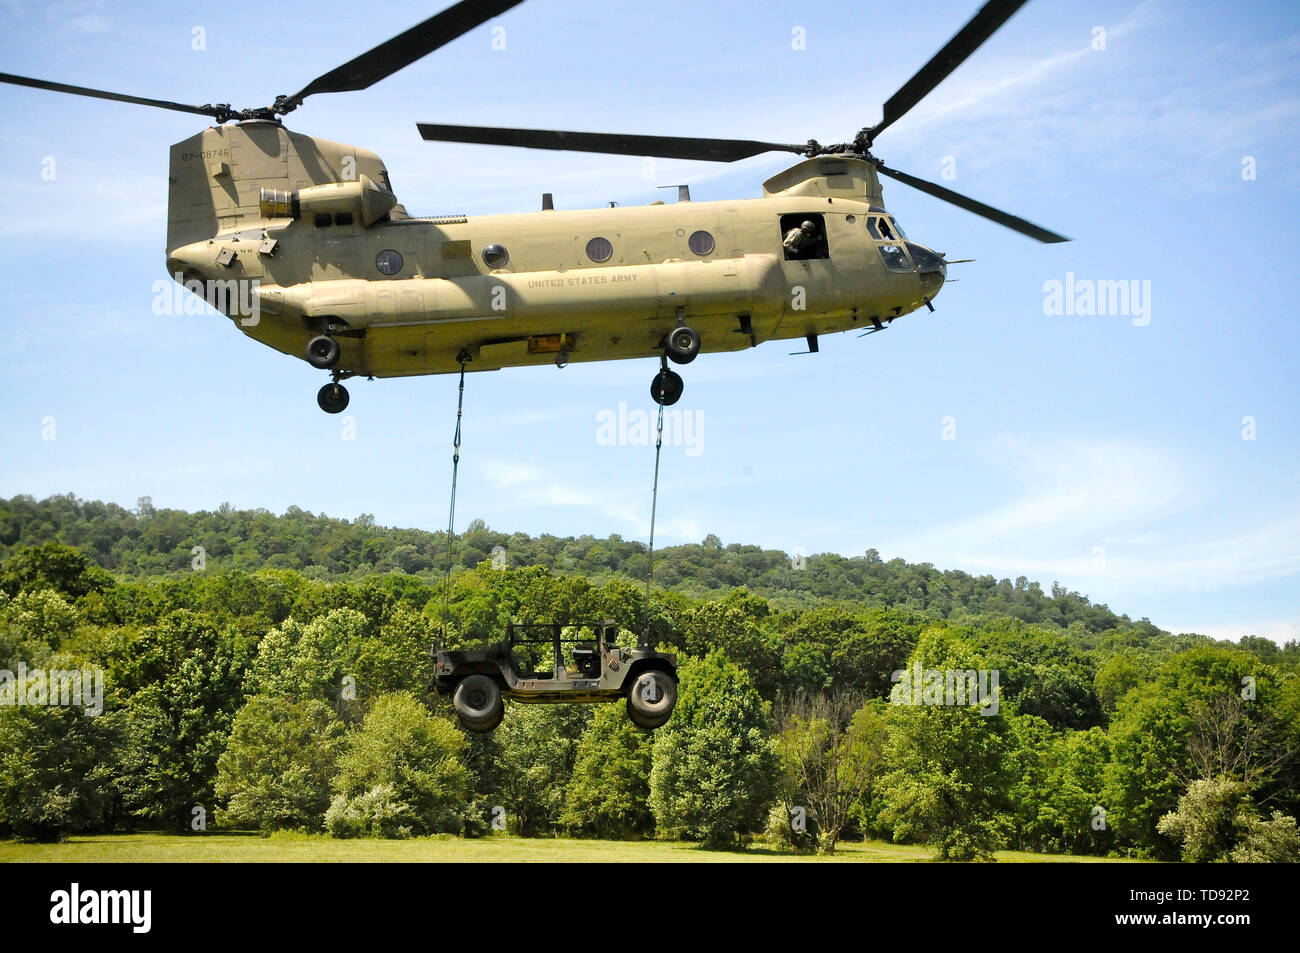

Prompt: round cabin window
xmin=482 ymin=243 xmax=509 ymax=268
xmin=375 ymin=249 xmax=403 ymax=275
xmin=687 ymin=230 xmax=715 ymax=256
xmin=586 ymin=237 xmax=613 ymax=263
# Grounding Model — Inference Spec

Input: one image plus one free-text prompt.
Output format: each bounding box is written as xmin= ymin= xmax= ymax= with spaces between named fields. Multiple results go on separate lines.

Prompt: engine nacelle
xmin=259 ymin=174 xmax=397 ymax=227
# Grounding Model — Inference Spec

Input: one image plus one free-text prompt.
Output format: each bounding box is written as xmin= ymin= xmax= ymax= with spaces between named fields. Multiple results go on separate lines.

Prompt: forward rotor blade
xmin=876 ymin=163 xmax=1068 ymax=243
xmin=417 ymin=122 xmax=808 ymax=162
xmin=283 ymin=0 xmax=526 ymax=113
xmin=0 ymin=72 xmax=222 ymax=119
xmin=871 ymin=0 xmax=1030 ymax=139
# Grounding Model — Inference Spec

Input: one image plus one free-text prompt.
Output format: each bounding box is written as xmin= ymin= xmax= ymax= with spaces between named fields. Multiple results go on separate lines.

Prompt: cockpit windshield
xmin=878 ymin=243 xmax=913 ymax=272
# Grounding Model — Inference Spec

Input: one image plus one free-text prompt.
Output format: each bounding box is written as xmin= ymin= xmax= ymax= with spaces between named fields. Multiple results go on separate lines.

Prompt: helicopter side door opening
xmin=780 ymin=212 xmax=830 ymax=261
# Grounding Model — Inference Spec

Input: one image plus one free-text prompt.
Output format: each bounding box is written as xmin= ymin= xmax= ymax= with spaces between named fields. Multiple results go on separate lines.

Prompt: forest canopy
xmin=0 ymin=494 xmax=1295 ymax=861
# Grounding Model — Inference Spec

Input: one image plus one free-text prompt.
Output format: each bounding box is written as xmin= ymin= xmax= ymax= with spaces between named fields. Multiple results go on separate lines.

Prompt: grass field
xmin=0 ymin=833 xmax=1145 ymax=863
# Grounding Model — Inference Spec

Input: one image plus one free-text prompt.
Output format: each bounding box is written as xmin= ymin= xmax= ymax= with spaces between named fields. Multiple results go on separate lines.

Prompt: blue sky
xmin=0 ymin=0 xmax=1297 ymax=642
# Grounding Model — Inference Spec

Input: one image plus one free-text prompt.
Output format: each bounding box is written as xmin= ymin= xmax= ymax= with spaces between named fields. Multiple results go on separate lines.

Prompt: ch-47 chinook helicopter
xmin=2 ymin=0 xmax=1065 ymax=414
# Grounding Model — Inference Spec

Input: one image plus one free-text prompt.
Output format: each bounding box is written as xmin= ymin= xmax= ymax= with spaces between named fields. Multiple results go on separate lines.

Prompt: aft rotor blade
xmin=871 ymin=0 xmax=1030 ymax=140
xmin=283 ymin=0 xmax=526 ymax=113
xmin=876 ymin=163 xmax=1068 ymax=243
xmin=0 ymin=71 xmax=222 ymax=119
xmin=417 ymin=122 xmax=807 ymax=162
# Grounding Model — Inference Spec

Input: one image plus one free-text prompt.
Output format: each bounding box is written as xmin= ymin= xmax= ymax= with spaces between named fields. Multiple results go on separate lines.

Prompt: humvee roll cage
xmin=505 ymin=620 xmax=615 ymax=641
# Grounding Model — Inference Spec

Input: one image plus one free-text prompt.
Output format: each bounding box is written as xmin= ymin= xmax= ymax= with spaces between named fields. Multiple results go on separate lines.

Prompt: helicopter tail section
xmin=165 ymin=121 xmax=400 ymax=255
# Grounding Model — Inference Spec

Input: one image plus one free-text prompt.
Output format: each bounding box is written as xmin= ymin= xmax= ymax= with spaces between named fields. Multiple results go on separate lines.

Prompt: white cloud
xmin=480 ymin=459 xmax=544 ymax=489
xmin=883 ymin=434 xmax=1300 ymax=596
xmin=892 ymin=434 xmax=1190 ymax=560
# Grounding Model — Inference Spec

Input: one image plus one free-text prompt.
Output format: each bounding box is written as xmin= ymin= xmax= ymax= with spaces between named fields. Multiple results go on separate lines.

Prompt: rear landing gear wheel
xmin=651 ymin=368 xmax=684 ymax=406
xmin=317 ymin=382 xmax=350 ymax=414
xmin=307 ymin=335 xmax=340 ymax=369
xmin=665 ymin=325 xmax=700 ymax=365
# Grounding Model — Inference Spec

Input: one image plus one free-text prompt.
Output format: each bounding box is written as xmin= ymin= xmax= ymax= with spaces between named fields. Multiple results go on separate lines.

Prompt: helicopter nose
xmin=906 ymin=241 xmax=946 ymax=277
xmin=907 ymin=241 xmax=946 ymax=299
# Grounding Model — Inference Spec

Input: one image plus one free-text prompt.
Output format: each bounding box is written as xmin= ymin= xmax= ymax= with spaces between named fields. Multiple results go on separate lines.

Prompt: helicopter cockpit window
xmin=779 ymin=213 xmax=829 ymax=261
xmin=879 ymin=243 xmax=913 ymax=272
xmin=868 ymin=216 xmax=906 ymax=242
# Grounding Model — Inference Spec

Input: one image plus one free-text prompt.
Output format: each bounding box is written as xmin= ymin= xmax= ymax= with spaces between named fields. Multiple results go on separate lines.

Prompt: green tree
xmin=878 ymin=627 xmax=1014 ymax=860
xmin=562 ymin=704 xmax=654 ymax=838
xmin=1044 ymin=727 xmax=1113 ymax=855
xmin=683 ymin=590 xmax=779 ymax=697
xmin=0 ymin=683 xmax=114 ymax=841
xmin=1005 ymin=713 xmax=1059 ymax=852
xmin=1231 ymin=811 xmax=1300 ymax=862
xmin=245 ymin=609 xmax=367 ymax=710
xmin=215 ymin=695 xmax=343 ymax=833
xmin=649 ymin=650 xmax=778 ymax=848
xmin=495 ymin=704 xmax=592 ymax=835
xmin=0 ymin=588 xmax=79 ymax=666
xmin=1156 ymin=776 xmax=1253 ymax=863
xmin=774 ymin=693 xmax=887 ymax=853
xmin=354 ymin=606 xmax=437 ymax=700
xmin=330 ymin=693 xmax=468 ymax=836
xmin=1 ymin=542 xmax=112 ymax=599
xmin=1094 ymin=650 xmax=1152 ymax=716
xmin=1104 ymin=647 xmax=1283 ymax=856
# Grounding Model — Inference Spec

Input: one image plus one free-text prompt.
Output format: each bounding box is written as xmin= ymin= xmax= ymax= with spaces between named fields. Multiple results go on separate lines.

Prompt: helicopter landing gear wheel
xmin=651 ymin=368 xmax=684 ymax=406
xmin=306 ymin=335 xmax=340 ymax=369
xmin=317 ymin=382 xmax=350 ymax=414
xmin=665 ymin=325 xmax=700 ymax=365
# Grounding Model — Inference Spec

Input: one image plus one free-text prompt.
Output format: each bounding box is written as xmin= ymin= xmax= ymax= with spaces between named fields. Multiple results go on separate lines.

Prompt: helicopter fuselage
xmin=165 ymin=121 xmax=945 ymax=380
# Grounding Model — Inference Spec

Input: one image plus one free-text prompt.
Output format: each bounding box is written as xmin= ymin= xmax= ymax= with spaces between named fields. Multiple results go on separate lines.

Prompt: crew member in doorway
xmin=783 ymin=220 xmax=818 ymax=255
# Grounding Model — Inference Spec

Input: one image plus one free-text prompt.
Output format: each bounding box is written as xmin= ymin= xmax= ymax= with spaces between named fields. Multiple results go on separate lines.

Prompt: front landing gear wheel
xmin=651 ymin=368 xmax=684 ymax=406
xmin=307 ymin=335 xmax=340 ymax=369
xmin=665 ymin=326 xmax=700 ymax=365
xmin=317 ymin=382 xmax=350 ymax=414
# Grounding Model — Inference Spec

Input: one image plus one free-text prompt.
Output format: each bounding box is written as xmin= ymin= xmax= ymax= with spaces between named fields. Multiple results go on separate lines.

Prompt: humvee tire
xmin=626 ymin=670 xmax=676 ymax=729
xmin=454 ymin=674 xmax=504 ymax=732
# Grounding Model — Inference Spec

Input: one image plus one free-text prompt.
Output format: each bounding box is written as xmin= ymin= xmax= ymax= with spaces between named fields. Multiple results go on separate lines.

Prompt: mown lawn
xmin=0 ymin=833 xmax=1145 ymax=863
